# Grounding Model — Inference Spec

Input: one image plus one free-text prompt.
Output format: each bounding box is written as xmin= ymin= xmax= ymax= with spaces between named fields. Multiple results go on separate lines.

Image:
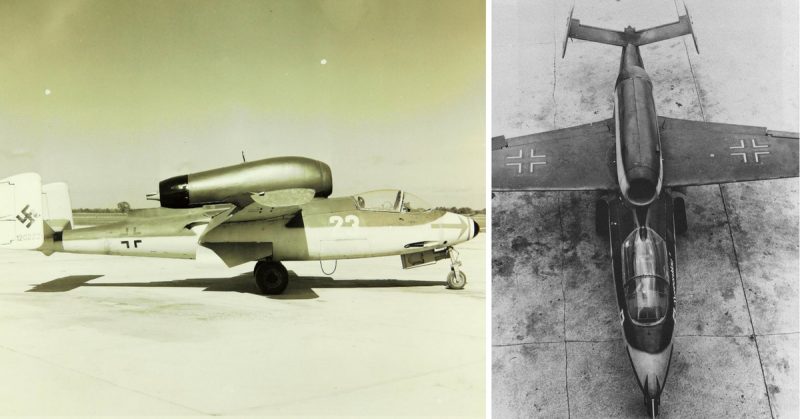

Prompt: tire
xmin=674 ymin=197 xmax=687 ymax=235
xmin=595 ymin=199 xmax=609 ymax=237
xmin=254 ymin=261 xmax=289 ymax=295
xmin=446 ymin=270 xmax=467 ymax=290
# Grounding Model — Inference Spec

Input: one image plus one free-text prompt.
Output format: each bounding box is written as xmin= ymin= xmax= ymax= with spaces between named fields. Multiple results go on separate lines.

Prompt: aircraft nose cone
xmin=627 ymin=343 xmax=672 ymax=399
xmin=642 ymin=373 xmax=662 ymax=399
xmin=472 ymin=219 xmax=480 ymax=239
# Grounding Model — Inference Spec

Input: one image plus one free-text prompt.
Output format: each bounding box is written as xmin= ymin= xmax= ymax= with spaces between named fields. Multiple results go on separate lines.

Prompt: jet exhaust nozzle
xmin=623 ymin=166 xmax=659 ymax=206
xmin=628 ymin=178 xmax=657 ymax=204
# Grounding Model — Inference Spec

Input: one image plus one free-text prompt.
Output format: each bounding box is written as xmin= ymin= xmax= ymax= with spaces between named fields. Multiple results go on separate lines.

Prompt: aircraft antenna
xmin=320 ymin=259 xmax=338 ymax=275
xmin=241 ymin=151 xmax=246 ymax=163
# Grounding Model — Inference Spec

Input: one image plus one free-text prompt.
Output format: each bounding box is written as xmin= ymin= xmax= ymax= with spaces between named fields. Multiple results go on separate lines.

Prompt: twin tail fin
xmin=0 ymin=173 xmax=73 ymax=252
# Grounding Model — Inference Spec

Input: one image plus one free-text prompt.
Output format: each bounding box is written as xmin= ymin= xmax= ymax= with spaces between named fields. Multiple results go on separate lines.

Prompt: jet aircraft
xmin=1 ymin=156 xmax=480 ymax=295
xmin=492 ymin=6 xmax=798 ymax=417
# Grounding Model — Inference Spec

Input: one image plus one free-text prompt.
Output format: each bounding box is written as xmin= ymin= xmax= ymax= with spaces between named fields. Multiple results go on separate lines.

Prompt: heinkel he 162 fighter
xmin=492 ymin=7 xmax=798 ymax=418
xmin=1 ymin=156 xmax=480 ymax=295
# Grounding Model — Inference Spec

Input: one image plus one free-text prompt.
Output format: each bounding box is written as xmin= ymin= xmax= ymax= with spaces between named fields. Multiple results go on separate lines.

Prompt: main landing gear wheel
xmin=254 ymin=261 xmax=289 ymax=295
xmin=673 ymin=196 xmax=688 ymax=235
xmin=445 ymin=247 xmax=467 ymax=290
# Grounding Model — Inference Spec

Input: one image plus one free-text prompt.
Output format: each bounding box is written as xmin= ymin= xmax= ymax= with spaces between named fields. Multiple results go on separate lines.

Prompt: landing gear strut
xmin=645 ymin=395 xmax=660 ymax=418
xmin=445 ymin=247 xmax=467 ymax=290
xmin=254 ymin=260 xmax=289 ymax=295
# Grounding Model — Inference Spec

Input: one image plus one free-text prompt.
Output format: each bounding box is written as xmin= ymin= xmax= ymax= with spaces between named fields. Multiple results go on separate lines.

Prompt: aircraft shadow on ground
xmin=27 ymin=273 xmax=446 ymax=300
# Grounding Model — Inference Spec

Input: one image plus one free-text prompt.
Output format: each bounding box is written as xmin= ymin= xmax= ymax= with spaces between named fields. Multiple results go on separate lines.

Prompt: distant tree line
xmin=73 ymin=202 xmax=132 ymax=213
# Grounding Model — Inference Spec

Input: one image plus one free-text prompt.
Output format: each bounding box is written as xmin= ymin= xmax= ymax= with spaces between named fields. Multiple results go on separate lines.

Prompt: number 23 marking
xmin=329 ymin=215 xmax=360 ymax=228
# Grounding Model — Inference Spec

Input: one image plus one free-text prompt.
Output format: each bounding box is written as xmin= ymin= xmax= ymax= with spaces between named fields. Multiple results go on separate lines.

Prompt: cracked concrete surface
xmin=492 ymin=0 xmax=798 ymax=417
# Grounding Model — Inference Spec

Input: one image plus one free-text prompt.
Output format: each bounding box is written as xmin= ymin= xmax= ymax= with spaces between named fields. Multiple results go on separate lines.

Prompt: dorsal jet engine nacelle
xmin=158 ymin=156 xmax=333 ymax=208
xmin=615 ymin=64 xmax=663 ymax=207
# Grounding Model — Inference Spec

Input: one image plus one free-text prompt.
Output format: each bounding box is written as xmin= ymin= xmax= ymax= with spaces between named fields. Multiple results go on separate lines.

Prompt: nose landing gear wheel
xmin=445 ymin=247 xmax=467 ymax=290
xmin=447 ymin=270 xmax=467 ymax=290
xmin=254 ymin=261 xmax=289 ymax=295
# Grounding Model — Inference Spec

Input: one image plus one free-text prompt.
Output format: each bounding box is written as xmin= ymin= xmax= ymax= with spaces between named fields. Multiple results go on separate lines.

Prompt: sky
xmin=0 ymin=0 xmax=485 ymax=209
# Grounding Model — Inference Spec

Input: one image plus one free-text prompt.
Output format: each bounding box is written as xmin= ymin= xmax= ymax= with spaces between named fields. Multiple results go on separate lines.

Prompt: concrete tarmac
xmin=0 ymin=237 xmax=485 ymax=416
xmin=492 ymin=0 xmax=798 ymax=418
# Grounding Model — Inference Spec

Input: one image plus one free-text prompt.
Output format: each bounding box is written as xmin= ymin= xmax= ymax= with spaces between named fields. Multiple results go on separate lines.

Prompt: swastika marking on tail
xmin=16 ymin=204 xmax=35 ymax=228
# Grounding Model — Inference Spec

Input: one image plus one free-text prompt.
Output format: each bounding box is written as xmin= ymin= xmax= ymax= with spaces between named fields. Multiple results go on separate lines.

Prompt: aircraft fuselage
xmin=610 ymin=41 xmax=675 ymax=415
xmin=47 ymin=198 xmax=478 ymax=265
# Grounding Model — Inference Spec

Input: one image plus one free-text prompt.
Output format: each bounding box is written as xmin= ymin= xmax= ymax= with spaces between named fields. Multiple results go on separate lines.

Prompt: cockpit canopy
xmin=353 ymin=190 xmax=432 ymax=213
xmin=622 ymin=228 xmax=671 ymax=325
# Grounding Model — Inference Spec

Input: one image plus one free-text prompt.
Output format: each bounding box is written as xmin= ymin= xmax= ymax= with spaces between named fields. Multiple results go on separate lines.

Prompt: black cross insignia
xmin=729 ymin=138 xmax=770 ymax=163
xmin=505 ymin=147 xmax=547 ymax=174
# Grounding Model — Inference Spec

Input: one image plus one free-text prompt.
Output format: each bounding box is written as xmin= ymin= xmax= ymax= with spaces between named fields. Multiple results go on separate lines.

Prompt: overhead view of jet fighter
xmin=492 ymin=6 xmax=798 ymax=418
xmin=1 ymin=156 xmax=479 ymax=295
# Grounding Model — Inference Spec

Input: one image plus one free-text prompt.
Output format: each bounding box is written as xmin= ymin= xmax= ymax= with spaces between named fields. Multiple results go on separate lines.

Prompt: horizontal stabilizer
xmin=0 ymin=173 xmax=45 ymax=249
xmin=636 ymin=6 xmax=699 ymax=52
xmin=562 ymin=4 xmax=699 ymax=57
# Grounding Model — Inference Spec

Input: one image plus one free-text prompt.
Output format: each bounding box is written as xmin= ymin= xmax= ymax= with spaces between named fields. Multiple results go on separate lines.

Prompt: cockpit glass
xmin=622 ymin=228 xmax=671 ymax=324
xmin=625 ymin=276 xmax=669 ymax=324
xmin=354 ymin=190 xmax=432 ymax=213
xmin=401 ymin=192 xmax=432 ymax=213
xmin=354 ymin=190 xmax=402 ymax=212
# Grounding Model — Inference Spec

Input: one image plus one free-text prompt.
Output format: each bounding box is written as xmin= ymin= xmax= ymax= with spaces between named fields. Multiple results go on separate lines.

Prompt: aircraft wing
xmin=205 ymin=188 xmax=314 ymax=226
xmin=660 ymin=117 xmax=800 ymax=187
xmin=492 ymin=119 xmax=618 ymax=191
xmin=198 ymin=188 xmax=314 ymax=267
